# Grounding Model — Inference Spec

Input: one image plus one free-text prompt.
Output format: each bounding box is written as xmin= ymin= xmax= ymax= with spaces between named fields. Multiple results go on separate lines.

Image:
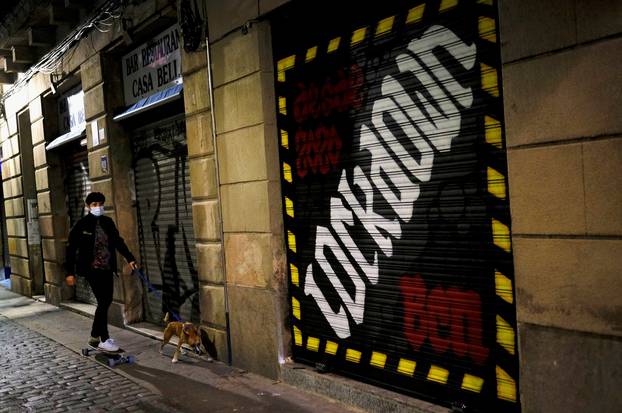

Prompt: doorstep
xmin=123 ymin=322 xmax=212 ymax=362
xmin=125 ymin=321 xmax=165 ymax=341
xmin=61 ymin=300 xmax=126 ymax=328
xmin=60 ymin=300 xmax=96 ymax=317
xmin=281 ymin=362 xmax=450 ymax=413
xmin=60 ymin=300 xmax=168 ymax=343
xmin=60 ymin=300 xmax=209 ymax=361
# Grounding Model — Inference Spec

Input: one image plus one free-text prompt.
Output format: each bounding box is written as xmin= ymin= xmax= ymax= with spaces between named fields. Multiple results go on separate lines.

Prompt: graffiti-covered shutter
xmin=274 ymin=1 xmax=519 ymax=411
xmin=64 ymin=149 xmax=96 ymax=304
xmin=131 ymin=115 xmax=200 ymax=324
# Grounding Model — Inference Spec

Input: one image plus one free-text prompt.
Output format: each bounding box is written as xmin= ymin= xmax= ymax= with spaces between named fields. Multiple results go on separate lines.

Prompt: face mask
xmin=90 ymin=206 xmax=104 ymax=217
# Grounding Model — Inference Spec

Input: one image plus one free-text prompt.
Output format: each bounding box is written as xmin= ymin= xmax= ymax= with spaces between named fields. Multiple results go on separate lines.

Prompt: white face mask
xmin=90 ymin=206 xmax=104 ymax=217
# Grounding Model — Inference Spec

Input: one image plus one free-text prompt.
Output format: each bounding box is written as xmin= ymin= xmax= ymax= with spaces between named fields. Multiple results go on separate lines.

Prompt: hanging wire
xmin=2 ymin=0 xmax=124 ymax=102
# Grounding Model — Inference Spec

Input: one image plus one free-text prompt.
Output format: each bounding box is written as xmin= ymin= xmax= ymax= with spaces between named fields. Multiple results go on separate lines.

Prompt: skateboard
xmin=81 ymin=345 xmax=136 ymax=367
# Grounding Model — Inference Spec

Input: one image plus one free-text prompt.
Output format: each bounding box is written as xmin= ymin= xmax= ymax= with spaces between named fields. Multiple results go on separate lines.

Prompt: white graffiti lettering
xmin=330 ymin=193 xmax=379 ymax=285
xmin=302 ymin=25 xmax=476 ymax=338
xmin=339 ymin=160 xmax=402 ymax=257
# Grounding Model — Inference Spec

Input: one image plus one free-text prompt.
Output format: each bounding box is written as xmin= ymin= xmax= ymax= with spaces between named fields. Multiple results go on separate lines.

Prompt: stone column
xmin=30 ymin=91 xmax=72 ymax=306
xmin=1 ymin=73 xmax=55 ymax=298
xmin=181 ymin=40 xmax=228 ymax=362
xmin=82 ymin=53 xmax=143 ymax=325
xmin=1 ymin=107 xmax=30 ymax=296
xmin=210 ymin=20 xmax=288 ymax=380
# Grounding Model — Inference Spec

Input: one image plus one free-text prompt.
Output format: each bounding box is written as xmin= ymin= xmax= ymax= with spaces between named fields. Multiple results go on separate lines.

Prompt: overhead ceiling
xmin=0 ymin=0 xmax=94 ymax=85
xmin=0 ymin=0 xmax=23 ymax=19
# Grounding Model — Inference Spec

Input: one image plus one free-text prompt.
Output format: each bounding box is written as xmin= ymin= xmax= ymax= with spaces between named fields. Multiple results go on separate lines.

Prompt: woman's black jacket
xmin=65 ymin=213 xmax=135 ymax=277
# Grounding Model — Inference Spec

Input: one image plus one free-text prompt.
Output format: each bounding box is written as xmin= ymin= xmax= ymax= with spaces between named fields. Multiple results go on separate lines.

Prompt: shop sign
xmin=122 ymin=24 xmax=182 ymax=106
xmin=58 ymin=86 xmax=85 ymax=134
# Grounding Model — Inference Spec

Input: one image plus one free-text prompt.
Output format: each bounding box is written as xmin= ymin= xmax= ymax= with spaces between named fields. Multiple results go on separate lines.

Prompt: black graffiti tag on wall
xmin=133 ymin=119 xmax=200 ymax=323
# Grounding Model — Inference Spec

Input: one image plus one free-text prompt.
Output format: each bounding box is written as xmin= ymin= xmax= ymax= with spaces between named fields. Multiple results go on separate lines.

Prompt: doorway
xmin=17 ymin=109 xmax=45 ymax=295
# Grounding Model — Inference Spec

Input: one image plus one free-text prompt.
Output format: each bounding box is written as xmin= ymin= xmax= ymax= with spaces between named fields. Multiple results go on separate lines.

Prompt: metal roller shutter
xmin=273 ymin=1 xmax=519 ymax=411
xmin=131 ymin=114 xmax=200 ymax=325
xmin=64 ymin=149 xmax=96 ymax=305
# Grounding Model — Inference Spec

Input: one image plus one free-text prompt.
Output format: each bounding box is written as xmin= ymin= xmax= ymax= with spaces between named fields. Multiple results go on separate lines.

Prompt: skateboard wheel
xmin=81 ymin=349 xmax=88 ymax=356
xmin=107 ymin=358 xmax=116 ymax=368
xmin=126 ymin=355 xmax=135 ymax=364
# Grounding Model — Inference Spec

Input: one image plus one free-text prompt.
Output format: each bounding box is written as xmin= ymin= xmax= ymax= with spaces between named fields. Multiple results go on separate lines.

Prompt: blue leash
xmin=133 ymin=268 xmax=182 ymax=322
xmin=133 ymin=268 xmax=204 ymax=356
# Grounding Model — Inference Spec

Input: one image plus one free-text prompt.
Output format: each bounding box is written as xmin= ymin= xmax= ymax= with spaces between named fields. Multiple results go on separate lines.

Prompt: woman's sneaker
xmin=98 ymin=338 xmax=120 ymax=352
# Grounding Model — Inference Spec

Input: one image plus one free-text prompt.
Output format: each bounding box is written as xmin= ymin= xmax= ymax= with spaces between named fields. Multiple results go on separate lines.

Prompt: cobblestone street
xmin=0 ymin=288 xmax=357 ymax=413
xmin=0 ymin=315 xmax=157 ymax=412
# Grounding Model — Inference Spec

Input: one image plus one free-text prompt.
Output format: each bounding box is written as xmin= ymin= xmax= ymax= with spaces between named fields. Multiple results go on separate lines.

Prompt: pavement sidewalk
xmin=0 ymin=286 xmax=357 ymax=412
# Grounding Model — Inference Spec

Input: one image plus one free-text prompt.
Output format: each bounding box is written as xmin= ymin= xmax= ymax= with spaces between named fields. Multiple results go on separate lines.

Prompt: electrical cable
xmin=1 ymin=0 xmax=124 ymax=103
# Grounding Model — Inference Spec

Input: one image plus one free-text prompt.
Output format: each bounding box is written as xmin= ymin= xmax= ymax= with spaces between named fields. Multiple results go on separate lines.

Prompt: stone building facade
xmin=500 ymin=1 xmax=622 ymax=411
xmin=0 ymin=0 xmax=619 ymax=412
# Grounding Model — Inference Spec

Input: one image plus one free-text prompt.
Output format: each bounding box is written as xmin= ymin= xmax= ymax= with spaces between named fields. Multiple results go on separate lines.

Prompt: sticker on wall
xmin=91 ymin=121 xmax=100 ymax=146
xmin=98 ymin=127 xmax=106 ymax=145
xmin=100 ymin=155 xmax=109 ymax=174
xmin=275 ymin=1 xmax=519 ymax=412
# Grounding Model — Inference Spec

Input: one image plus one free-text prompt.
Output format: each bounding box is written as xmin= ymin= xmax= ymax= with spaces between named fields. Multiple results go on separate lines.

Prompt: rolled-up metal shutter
xmin=274 ymin=1 xmax=519 ymax=411
xmin=131 ymin=114 xmax=200 ymax=324
xmin=64 ymin=149 xmax=96 ymax=304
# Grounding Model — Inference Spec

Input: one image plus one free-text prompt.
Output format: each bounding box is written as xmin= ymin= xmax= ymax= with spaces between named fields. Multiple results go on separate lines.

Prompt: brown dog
xmin=160 ymin=312 xmax=202 ymax=363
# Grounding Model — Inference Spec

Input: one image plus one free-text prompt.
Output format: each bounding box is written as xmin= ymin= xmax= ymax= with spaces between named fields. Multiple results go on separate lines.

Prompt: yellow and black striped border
xmin=479 ymin=0 xmax=519 ymax=404
xmin=277 ymin=0 xmax=518 ymax=406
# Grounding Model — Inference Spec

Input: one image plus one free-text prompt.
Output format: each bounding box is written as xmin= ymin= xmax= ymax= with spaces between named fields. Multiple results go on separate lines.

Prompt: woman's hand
xmin=129 ymin=261 xmax=138 ymax=271
xmin=66 ymin=275 xmax=76 ymax=287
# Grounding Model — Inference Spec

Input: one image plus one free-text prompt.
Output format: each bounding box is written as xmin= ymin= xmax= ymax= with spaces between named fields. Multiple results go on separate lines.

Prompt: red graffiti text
xmin=399 ymin=274 xmax=489 ymax=365
xmin=295 ymin=124 xmax=343 ymax=178
xmin=292 ymin=64 xmax=363 ymax=178
xmin=292 ymin=65 xmax=364 ymax=123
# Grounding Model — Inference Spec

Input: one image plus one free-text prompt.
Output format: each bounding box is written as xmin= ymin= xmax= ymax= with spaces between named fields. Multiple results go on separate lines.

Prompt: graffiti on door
xmin=65 ymin=160 xmax=91 ymax=227
xmin=293 ymin=64 xmax=363 ymax=178
xmin=276 ymin=1 xmax=518 ymax=411
xmin=302 ymin=24 xmax=478 ymax=340
xmin=133 ymin=118 xmax=200 ymax=323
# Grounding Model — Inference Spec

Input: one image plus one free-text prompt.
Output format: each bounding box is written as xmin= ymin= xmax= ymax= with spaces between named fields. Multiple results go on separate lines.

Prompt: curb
xmin=138 ymin=397 xmax=188 ymax=413
xmin=281 ymin=363 xmax=449 ymax=413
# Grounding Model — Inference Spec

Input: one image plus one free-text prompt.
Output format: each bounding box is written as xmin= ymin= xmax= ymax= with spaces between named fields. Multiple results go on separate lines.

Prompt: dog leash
xmin=133 ymin=268 xmax=204 ymax=356
xmin=133 ymin=268 xmax=182 ymax=322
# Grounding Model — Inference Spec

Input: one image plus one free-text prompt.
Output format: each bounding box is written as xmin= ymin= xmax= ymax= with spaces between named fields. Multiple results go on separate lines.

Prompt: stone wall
xmin=3 ymin=0 xmax=618 ymax=403
xmin=81 ymin=51 xmax=142 ymax=326
xmin=1 ymin=106 xmax=29 ymax=296
xmin=180 ymin=40 xmax=228 ymax=361
xmin=500 ymin=0 xmax=622 ymax=411
xmin=31 ymin=90 xmax=69 ymax=305
xmin=0 ymin=0 xmax=177 ymax=308
xmin=206 ymin=2 xmax=290 ymax=378
xmin=0 ymin=0 xmax=293 ymax=377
